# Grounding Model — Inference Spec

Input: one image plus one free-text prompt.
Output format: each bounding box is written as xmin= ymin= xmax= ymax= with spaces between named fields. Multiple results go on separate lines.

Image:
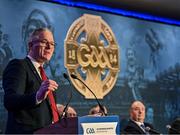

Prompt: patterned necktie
xmin=39 ymin=66 xmax=59 ymax=123
xmin=140 ymin=124 xmax=149 ymax=135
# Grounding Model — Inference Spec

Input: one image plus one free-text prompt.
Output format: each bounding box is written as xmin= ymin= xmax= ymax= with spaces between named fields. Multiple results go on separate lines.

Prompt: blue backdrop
xmin=0 ymin=0 xmax=180 ymax=133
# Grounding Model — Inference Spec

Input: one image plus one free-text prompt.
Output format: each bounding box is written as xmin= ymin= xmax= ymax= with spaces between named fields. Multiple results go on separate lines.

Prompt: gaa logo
xmin=65 ymin=14 xmax=119 ymax=99
xmin=86 ymin=128 xmax=95 ymax=134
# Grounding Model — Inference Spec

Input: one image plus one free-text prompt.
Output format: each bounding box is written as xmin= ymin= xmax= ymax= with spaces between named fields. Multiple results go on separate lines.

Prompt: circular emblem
xmin=86 ymin=128 xmax=95 ymax=134
xmin=65 ymin=14 xmax=119 ymax=99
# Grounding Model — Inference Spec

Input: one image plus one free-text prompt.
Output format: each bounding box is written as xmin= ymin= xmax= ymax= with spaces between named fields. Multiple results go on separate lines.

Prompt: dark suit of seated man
xmin=123 ymin=101 xmax=159 ymax=134
xmin=168 ymin=117 xmax=180 ymax=134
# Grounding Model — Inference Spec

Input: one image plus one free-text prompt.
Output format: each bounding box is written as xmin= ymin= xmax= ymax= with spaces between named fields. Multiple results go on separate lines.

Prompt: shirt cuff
xmin=36 ymin=91 xmax=43 ymax=104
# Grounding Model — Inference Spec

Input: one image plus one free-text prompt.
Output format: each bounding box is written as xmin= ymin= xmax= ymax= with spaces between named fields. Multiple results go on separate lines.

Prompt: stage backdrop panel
xmin=0 ymin=0 xmax=180 ymax=133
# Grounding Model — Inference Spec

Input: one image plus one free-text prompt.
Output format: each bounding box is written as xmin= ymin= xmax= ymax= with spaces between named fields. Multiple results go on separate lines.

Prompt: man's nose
xmin=45 ymin=44 xmax=51 ymax=49
xmin=139 ymin=110 xmax=142 ymax=113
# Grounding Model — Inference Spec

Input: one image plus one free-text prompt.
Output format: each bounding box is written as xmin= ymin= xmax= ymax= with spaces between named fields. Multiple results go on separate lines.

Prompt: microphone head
xmin=70 ymin=74 xmax=77 ymax=79
xmin=63 ymin=73 xmax=69 ymax=79
xmin=145 ymin=126 xmax=151 ymax=131
xmin=166 ymin=125 xmax=171 ymax=129
xmin=145 ymin=126 xmax=161 ymax=134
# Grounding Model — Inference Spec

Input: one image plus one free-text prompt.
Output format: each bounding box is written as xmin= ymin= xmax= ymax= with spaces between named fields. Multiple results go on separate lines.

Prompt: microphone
xmin=70 ymin=74 xmax=107 ymax=116
xmin=166 ymin=125 xmax=180 ymax=134
xmin=60 ymin=73 xmax=73 ymax=119
xmin=63 ymin=73 xmax=71 ymax=84
xmin=145 ymin=126 xmax=161 ymax=134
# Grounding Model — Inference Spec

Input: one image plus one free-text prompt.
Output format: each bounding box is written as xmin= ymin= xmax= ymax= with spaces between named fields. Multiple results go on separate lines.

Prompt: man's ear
xmin=28 ymin=42 xmax=33 ymax=47
xmin=28 ymin=42 xmax=33 ymax=52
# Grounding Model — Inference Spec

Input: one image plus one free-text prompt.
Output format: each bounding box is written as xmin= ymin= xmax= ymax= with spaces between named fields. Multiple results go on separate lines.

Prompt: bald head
xmin=67 ymin=106 xmax=77 ymax=117
xmin=130 ymin=101 xmax=146 ymax=123
xmin=56 ymin=104 xmax=77 ymax=118
xmin=56 ymin=104 xmax=64 ymax=115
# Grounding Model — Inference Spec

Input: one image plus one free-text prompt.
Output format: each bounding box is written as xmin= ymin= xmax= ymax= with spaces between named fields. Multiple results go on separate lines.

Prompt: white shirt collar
xmin=27 ymin=55 xmax=43 ymax=78
xmin=27 ymin=55 xmax=42 ymax=69
xmin=131 ymin=119 xmax=144 ymax=126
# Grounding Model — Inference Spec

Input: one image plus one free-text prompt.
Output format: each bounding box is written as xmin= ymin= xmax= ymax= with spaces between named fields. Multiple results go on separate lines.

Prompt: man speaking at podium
xmin=3 ymin=28 xmax=59 ymax=134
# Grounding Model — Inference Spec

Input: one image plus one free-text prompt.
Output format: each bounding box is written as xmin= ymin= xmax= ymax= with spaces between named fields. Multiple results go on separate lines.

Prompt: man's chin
xmin=137 ymin=118 xmax=144 ymax=122
xmin=42 ymin=56 xmax=51 ymax=61
xmin=37 ymin=58 xmax=50 ymax=63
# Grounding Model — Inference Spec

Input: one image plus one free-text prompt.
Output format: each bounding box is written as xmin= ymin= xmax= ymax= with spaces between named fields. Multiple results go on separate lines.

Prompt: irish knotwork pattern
xmin=65 ymin=14 xmax=119 ymax=99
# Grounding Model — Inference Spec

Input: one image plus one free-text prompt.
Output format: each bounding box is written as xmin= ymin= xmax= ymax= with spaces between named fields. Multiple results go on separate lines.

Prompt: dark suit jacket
xmin=3 ymin=57 xmax=54 ymax=134
xmin=122 ymin=119 xmax=154 ymax=134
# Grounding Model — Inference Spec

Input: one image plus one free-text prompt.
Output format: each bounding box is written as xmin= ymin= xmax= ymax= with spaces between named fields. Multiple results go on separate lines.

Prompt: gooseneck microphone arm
xmin=166 ymin=125 xmax=180 ymax=134
xmin=70 ymin=74 xmax=107 ymax=116
xmin=145 ymin=126 xmax=161 ymax=134
xmin=60 ymin=73 xmax=73 ymax=119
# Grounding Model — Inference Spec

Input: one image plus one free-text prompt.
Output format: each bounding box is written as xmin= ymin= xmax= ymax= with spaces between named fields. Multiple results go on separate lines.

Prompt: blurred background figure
xmin=146 ymin=106 xmax=154 ymax=124
xmin=67 ymin=106 xmax=77 ymax=117
xmin=89 ymin=105 xmax=108 ymax=116
xmin=56 ymin=104 xmax=64 ymax=116
xmin=168 ymin=117 xmax=180 ymax=134
xmin=56 ymin=104 xmax=77 ymax=118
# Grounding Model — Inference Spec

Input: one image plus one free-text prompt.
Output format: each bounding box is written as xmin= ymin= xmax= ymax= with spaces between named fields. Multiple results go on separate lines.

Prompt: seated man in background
xmin=123 ymin=101 xmax=159 ymax=134
xmin=89 ymin=105 xmax=107 ymax=116
xmin=56 ymin=104 xmax=64 ymax=116
xmin=56 ymin=104 xmax=77 ymax=118
xmin=66 ymin=106 xmax=77 ymax=117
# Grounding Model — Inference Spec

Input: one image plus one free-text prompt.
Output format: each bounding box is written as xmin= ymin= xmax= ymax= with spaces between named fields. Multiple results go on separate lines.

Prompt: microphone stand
xmin=145 ymin=126 xmax=161 ymax=135
xmin=166 ymin=125 xmax=180 ymax=134
xmin=70 ymin=74 xmax=107 ymax=116
xmin=59 ymin=73 xmax=73 ymax=120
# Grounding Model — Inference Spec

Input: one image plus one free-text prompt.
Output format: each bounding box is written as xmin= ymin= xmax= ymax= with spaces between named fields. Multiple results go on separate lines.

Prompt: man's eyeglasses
xmin=32 ymin=39 xmax=56 ymax=48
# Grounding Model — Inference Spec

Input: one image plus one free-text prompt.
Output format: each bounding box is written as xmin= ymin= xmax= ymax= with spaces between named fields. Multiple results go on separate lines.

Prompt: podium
xmin=35 ymin=115 xmax=120 ymax=134
xmin=35 ymin=117 xmax=78 ymax=134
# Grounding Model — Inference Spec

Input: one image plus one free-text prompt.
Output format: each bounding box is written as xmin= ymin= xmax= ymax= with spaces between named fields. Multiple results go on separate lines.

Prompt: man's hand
xmin=36 ymin=79 xmax=58 ymax=102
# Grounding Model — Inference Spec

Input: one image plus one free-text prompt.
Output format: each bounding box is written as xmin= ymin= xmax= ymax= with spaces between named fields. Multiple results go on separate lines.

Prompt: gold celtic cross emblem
xmin=65 ymin=14 xmax=119 ymax=99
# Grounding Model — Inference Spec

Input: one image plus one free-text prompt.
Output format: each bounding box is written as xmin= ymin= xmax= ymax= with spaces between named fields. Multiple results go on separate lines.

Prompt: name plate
xmin=78 ymin=115 xmax=120 ymax=135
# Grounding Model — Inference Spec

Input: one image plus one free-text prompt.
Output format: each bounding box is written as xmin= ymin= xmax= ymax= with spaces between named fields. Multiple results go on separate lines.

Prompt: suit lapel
xmin=25 ymin=57 xmax=54 ymax=108
xmin=130 ymin=120 xmax=146 ymax=134
xmin=25 ymin=57 xmax=42 ymax=84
